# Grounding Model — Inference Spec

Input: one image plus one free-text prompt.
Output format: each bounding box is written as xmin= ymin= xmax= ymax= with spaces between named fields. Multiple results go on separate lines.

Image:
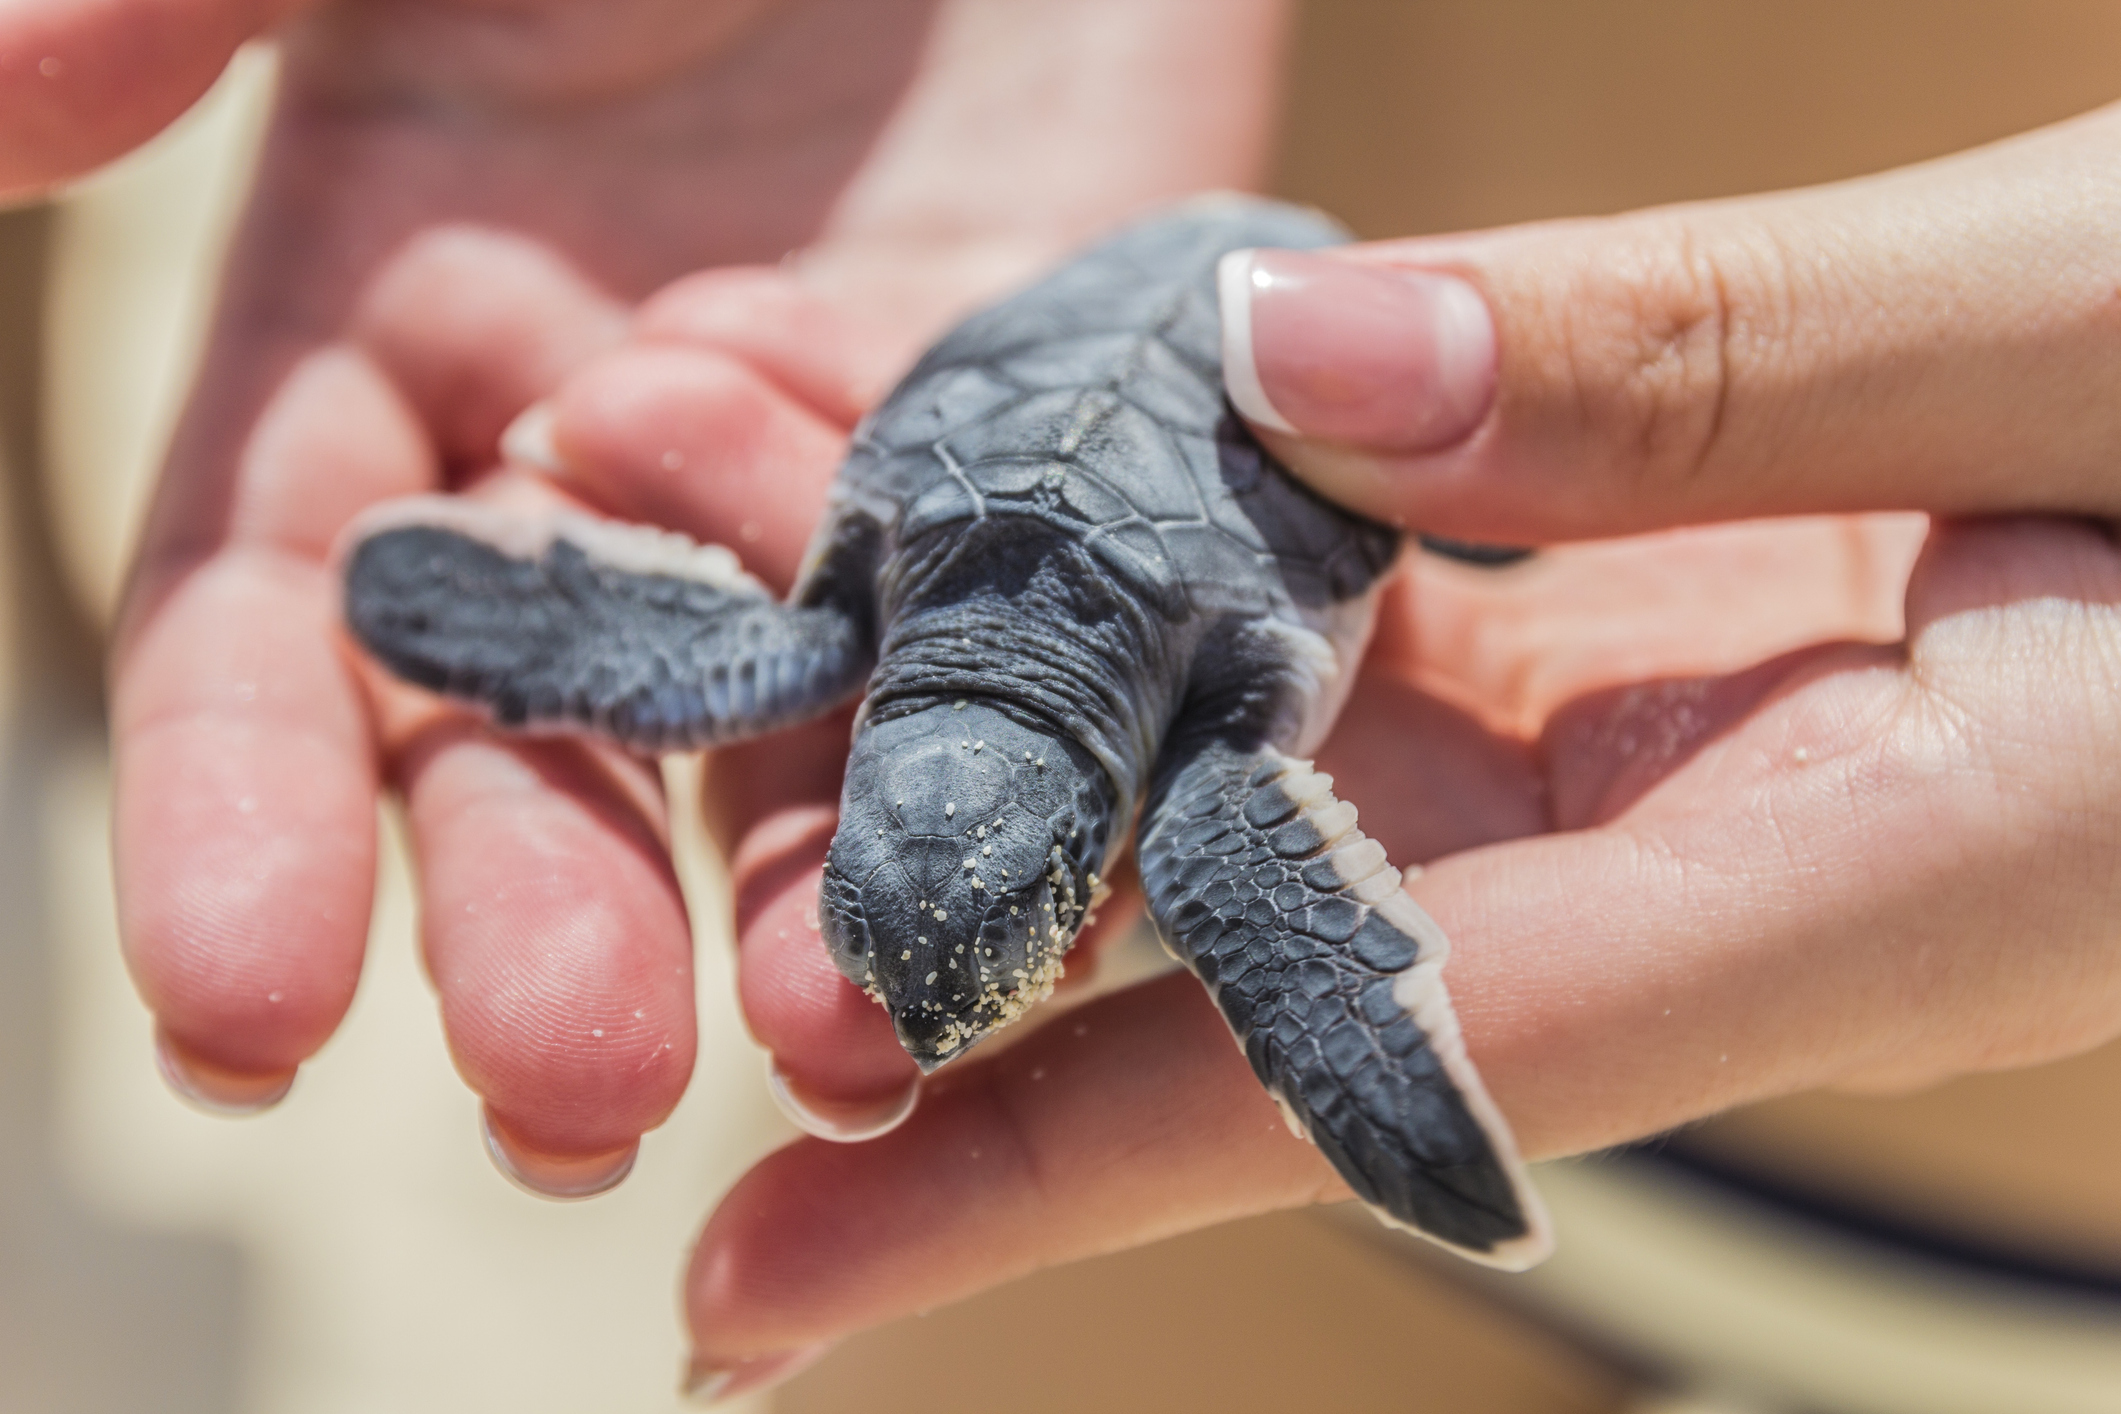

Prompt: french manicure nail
xmin=480 ymin=1107 xmax=637 ymax=1200
xmin=767 ymin=1062 xmax=919 ymax=1143
xmin=154 ymin=1028 xmax=295 ymax=1116
xmin=500 ymin=401 xmax=566 ymax=474
xmin=1218 ymin=247 xmax=1496 ymax=452
xmin=682 ymin=1343 xmax=831 ymax=1405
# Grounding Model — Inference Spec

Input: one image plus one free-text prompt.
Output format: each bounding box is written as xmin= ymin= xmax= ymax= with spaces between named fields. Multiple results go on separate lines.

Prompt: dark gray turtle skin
xmin=341 ymin=197 xmax=1551 ymax=1269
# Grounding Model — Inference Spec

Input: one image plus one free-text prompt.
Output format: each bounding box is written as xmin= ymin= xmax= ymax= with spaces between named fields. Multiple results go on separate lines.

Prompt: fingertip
xmin=351 ymin=224 xmax=625 ymax=466
xmin=0 ymin=0 xmax=283 ymax=197
xmin=405 ymin=734 xmax=697 ymax=1156
xmin=684 ymin=1125 xmax=919 ymax=1358
xmin=634 ymin=265 xmax=894 ymax=426
xmin=733 ymin=850 xmax=920 ymax=1110
xmin=540 ymin=344 xmax=842 ymax=591
xmin=114 ymin=715 xmax=375 ymax=1075
xmin=1220 ymin=246 xmax=1496 ymax=453
xmin=481 ymin=1105 xmax=639 ymax=1200
xmin=712 ymin=737 xmax=919 ymax=1113
xmin=153 ymin=1026 xmax=296 ymax=1116
xmin=767 ymin=1061 xmax=919 ymax=1143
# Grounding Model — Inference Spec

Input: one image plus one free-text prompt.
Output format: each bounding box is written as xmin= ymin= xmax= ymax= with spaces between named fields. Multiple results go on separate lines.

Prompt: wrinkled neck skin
xmin=864 ymin=522 xmax=1194 ymax=806
xmin=820 ymin=521 xmax=1201 ymax=1067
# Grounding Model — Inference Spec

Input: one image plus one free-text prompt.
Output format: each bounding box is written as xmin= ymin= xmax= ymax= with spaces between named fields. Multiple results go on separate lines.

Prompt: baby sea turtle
xmin=341 ymin=198 xmax=1551 ymax=1269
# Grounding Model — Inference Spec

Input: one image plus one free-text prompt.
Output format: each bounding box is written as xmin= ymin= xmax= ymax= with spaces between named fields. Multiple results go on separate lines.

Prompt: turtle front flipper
xmin=341 ymin=498 xmax=873 ymax=752
xmin=1138 ymin=736 xmax=1552 ymax=1269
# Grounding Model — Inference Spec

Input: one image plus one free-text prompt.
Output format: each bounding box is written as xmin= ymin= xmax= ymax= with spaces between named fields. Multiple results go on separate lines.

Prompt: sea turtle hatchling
xmin=341 ymin=197 xmax=1552 ymax=1269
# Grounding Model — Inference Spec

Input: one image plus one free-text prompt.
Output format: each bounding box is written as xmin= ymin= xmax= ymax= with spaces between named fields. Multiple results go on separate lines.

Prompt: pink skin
xmin=536 ymin=340 xmax=848 ymax=592
xmin=0 ymin=0 xmax=299 ymax=198
xmin=41 ymin=0 xmax=2121 ymax=1397
xmin=399 ymin=727 xmax=694 ymax=1157
xmin=1223 ymin=108 xmax=2121 ymax=546
xmin=26 ymin=0 xmax=1286 ymax=1180
xmin=655 ymin=107 xmax=2121 ymax=1380
xmin=519 ymin=265 xmax=1939 ymax=1376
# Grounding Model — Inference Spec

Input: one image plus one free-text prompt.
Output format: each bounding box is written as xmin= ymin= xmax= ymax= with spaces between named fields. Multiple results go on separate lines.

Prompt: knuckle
xmin=1555 ymin=218 xmax=1788 ymax=502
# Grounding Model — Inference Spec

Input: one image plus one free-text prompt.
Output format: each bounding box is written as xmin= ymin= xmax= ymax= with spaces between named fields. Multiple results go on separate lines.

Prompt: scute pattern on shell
xmin=835 ymin=200 xmax=1400 ymax=625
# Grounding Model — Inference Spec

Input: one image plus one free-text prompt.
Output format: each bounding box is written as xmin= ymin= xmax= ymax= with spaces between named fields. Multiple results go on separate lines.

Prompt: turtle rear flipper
xmin=341 ymin=498 xmax=872 ymax=752
xmin=1138 ymin=736 xmax=1552 ymax=1269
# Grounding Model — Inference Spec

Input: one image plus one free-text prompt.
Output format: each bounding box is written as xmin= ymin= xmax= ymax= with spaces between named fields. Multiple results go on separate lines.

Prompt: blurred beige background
xmin=5 ymin=3 xmax=2121 ymax=1412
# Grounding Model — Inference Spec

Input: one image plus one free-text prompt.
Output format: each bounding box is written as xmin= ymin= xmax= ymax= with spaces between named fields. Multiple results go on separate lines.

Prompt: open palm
xmin=0 ymin=0 xmax=1287 ymax=1181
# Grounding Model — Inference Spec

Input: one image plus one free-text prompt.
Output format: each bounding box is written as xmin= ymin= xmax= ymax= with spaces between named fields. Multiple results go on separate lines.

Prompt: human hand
xmin=670 ymin=103 xmax=2121 ymax=1391
xmin=31 ymin=0 xmax=1287 ymax=1185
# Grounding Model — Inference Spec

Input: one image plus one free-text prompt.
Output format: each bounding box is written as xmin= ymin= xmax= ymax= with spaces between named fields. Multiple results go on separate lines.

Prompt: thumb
xmin=0 ymin=0 xmax=293 ymax=199
xmin=1224 ymin=104 xmax=2121 ymax=542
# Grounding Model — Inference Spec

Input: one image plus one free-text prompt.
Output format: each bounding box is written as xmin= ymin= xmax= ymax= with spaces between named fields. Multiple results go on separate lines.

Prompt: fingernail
xmin=480 ymin=1106 xmax=638 ymax=1199
xmin=154 ymin=1028 xmax=295 ymax=1116
xmin=1219 ymin=248 xmax=1496 ymax=452
xmin=500 ymin=401 xmax=566 ymax=473
xmin=682 ymin=1344 xmax=831 ymax=1405
xmin=767 ymin=1062 xmax=919 ymax=1143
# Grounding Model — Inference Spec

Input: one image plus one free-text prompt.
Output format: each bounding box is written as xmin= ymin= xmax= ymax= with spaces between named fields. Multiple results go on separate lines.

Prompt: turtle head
xmin=821 ymin=700 xmax=1118 ymax=1071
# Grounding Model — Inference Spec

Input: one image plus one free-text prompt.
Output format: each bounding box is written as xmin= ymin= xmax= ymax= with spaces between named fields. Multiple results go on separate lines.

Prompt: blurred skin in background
xmin=8 ymin=0 xmax=2121 ymax=1400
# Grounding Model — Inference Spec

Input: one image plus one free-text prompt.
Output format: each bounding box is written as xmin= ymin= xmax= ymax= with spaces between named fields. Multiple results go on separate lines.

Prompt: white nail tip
xmin=500 ymin=401 xmax=566 ymax=474
xmin=681 ymin=1365 xmax=736 ymax=1405
xmin=767 ymin=1065 xmax=919 ymax=1143
xmin=1216 ymin=249 xmax=1300 ymax=435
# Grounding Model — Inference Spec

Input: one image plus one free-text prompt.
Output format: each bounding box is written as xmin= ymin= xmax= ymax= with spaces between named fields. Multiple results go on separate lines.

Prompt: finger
xmin=1221 ymin=104 xmax=2121 ymax=540
xmin=342 ymin=474 xmax=701 ymax=1177
xmin=346 ymin=236 xmax=710 ymax=1169
xmin=114 ymin=345 xmax=432 ymax=1098
xmin=709 ymin=714 xmax=924 ymax=1139
xmin=631 ymin=266 xmax=904 ymax=428
xmin=1459 ymin=520 xmax=2121 ymax=1134
xmin=394 ymin=721 xmax=695 ymax=1177
xmin=117 ymin=227 xmax=624 ymax=1113
xmin=511 ymin=276 xmax=961 ymax=1128
xmin=0 ymin=0 xmax=290 ymax=198
xmin=492 ymin=318 xmax=868 ymax=1145
xmin=684 ymin=971 xmax=1339 ymax=1371
xmin=525 ymin=342 xmax=846 ymax=592
xmin=685 ymin=516 xmax=2121 ymax=1364
xmin=350 ymin=225 xmax=627 ymax=472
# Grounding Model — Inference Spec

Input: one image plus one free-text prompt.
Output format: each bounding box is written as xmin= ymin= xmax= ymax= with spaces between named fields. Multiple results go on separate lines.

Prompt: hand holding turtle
xmin=1217 ymin=100 xmax=2121 ymax=1099
xmin=0 ymin=0 xmax=1287 ymax=1181
xmin=664 ymin=105 xmax=2121 ymax=1388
